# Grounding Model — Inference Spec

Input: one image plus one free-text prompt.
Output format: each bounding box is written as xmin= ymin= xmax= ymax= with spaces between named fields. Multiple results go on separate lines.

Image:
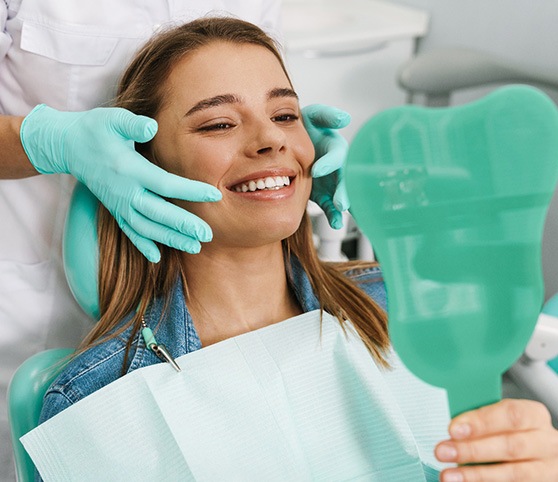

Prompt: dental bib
xmin=22 ymin=310 xmax=450 ymax=481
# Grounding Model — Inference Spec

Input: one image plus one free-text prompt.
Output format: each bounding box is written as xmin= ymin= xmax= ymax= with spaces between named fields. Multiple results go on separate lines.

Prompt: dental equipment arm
xmin=508 ymin=294 xmax=558 ymax=420
xmin=525 ymin=295 xmax=558 ymax=363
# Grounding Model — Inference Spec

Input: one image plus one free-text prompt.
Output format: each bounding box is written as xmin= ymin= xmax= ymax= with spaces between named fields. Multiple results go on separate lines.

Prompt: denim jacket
xmin=39 ymin=257 xmax=387 ymax=424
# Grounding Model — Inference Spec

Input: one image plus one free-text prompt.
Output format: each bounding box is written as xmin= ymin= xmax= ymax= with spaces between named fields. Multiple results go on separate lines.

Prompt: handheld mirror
xmin=345 ymin=85 xmax=558 ymax=417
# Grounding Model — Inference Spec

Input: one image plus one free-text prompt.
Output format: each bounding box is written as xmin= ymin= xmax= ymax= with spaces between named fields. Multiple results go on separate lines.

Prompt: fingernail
xmin=144 ymin=120 xmax=158 ymax=138
xmin=143 ymin=246 xmax=161 ymax=263
xmin=337 ymin=111 xmax=351 ymax=124
xmin=185 ymin=243 xmax=201 ymax=254
xmin=334 ymin=199 xmax=350 ymax=212
xmin=147 ymin=252 xmax=161 ymax=264
xmin=312 ymin=165 xmax=330 ymax=178
xmin=451 ymin=423 xmax=471 ymax=440
xmin=436 ymin=443 xmax=457 ymax=462
xmin=197 ymin=229 xmax=213 ymax=243
xmin=205 ymin=189 xmax=222 ymax=202
xmin=443 ymin=470 xmax=464 ymax=482
xmin=331 ymin=217 xmax=343 ymax=230
xmin=179 ymin=240 xmax=201 ymax=254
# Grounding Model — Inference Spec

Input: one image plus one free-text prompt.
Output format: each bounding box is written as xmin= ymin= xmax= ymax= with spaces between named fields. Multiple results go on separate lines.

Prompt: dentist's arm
xmin=435 ymin=398 xmax=558 ymax=481
xmin=0 ymin=115 xmax=37 ymax=178
xmin=2 ymin=105 xmax=222 ymax=262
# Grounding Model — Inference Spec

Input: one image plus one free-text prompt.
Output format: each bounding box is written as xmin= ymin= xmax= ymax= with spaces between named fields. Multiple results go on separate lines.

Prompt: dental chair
xmin=398 ymin=47 xmax=558 ymax=107
xmin=7 ymin=183 xmax=99 ymax=482
xmin=8 ymin=349 xmax=73 ymax=482
xmin=397 ymin=47 xmax=558 ymax=423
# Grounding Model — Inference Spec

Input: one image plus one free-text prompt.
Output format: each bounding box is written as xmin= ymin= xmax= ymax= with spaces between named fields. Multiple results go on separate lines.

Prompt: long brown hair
xmin=81 ymin=17 xmax=390 ymax=366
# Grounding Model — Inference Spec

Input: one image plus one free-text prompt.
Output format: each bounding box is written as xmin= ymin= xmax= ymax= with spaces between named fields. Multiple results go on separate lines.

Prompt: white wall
xmin=388 ymin=0 xmax=558 ymax=300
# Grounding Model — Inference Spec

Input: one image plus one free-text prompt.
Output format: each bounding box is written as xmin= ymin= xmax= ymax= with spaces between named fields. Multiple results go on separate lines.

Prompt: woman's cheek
xmin=171 ymin=146 xmax=226 ymax=183
xmin=194 ymin=137 xmax=236 ymax=167
xmin=294 ymin=130 xmax=316 ymax=172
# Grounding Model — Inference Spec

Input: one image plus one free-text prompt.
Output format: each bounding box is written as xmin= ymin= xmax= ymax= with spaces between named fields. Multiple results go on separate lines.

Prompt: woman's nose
xmin=245 ymin=120 xmax=286 ymax=158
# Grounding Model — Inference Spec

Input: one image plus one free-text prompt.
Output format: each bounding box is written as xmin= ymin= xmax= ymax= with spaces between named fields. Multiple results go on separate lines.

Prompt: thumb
xmin=109 ymin=108 xmax=158 ymax=143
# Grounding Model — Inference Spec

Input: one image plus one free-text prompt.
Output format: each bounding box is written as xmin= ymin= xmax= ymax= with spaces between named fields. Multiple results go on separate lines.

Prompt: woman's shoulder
xmin=340 ymin=262 xmax=387 ymax=310
xmin=342 ymin=263 xmax=383 ymax=283
xmin=39 ymin=280 xmax=195 ymax=423
xmin=39 ymin=329 xmax=144 ymax=424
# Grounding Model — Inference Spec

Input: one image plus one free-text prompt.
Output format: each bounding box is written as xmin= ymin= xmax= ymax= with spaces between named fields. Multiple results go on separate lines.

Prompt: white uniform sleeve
xmin=0 ymin=0 xmax=11 ymax=61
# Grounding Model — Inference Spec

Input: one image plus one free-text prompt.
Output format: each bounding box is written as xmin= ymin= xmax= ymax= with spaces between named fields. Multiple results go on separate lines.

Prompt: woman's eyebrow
xmin=268 ymin=87 xmax=298 ymax=100
xmin=184 ymin=88 xmax=298 ymax=118
xmin=184 ymin=94 xmax=241 ymax=117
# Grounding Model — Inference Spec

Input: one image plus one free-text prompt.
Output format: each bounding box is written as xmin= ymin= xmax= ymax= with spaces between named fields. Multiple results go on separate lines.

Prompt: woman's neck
xmin=180 ymin=242 xmax=302 ymax=346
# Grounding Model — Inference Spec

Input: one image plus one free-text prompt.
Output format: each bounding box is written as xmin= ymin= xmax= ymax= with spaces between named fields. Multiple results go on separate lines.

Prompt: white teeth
xmin=233 ymin=175 xmax=291 ymax=193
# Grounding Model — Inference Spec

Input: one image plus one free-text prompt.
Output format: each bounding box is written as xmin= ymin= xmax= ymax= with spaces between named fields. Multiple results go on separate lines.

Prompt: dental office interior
xmin=285 ymin=0 xmax=558 ymax=428
xmin=5 ymin=0 xmax=558 ymax=480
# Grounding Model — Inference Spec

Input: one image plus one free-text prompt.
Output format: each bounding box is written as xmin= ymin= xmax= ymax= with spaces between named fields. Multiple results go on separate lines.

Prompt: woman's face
xmin=152 ymin=41 xmax=315 ymax=248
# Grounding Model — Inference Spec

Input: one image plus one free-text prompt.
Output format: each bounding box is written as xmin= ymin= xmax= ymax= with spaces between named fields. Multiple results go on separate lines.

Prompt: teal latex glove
xmin=303 ymin=104 xmax=351 ymax=230
xmin=20 ymin=104 xmax=222 ymax=263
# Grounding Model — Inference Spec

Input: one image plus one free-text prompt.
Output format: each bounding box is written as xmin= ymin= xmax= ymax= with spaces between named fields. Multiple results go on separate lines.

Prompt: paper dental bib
xmin=22 ymin=310 xmax=449 ymax=481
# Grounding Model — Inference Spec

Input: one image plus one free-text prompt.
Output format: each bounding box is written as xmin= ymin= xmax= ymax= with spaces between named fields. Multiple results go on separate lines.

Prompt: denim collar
xmin=129 ymin=256 xmax=319 ymax=372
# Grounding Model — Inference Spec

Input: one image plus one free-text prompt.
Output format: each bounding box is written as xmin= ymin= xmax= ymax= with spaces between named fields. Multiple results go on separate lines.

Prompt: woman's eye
xmin=198 ymin=123 xmax=234 ymax=132
xmin=273 ymin=114 xmax=299 ymax=123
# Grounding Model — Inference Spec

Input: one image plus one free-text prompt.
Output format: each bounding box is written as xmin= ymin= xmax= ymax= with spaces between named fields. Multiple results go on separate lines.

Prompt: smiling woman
xmin=33 ymin=16 xmax=418 ymax=480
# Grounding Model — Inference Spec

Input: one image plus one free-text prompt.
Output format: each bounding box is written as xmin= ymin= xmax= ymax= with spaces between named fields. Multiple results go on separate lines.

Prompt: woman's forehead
xmin=168 ymin=42 xmax=288 ymax=88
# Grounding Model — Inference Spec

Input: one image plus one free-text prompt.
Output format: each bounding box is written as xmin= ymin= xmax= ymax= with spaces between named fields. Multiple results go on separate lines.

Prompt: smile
xmin=232 ymin=176 xmax=291 ymax=193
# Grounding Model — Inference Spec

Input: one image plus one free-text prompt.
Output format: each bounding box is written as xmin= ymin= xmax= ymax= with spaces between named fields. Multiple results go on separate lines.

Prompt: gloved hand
xmin=20 ymin=104 xmax=221 ymax=263
xmin=302 ymin=104 xmax=351 ymax=230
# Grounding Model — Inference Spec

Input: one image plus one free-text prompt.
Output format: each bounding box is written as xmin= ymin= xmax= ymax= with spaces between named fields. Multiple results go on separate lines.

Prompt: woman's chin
xmin=212 ymin=220 xmax=303 ymax=249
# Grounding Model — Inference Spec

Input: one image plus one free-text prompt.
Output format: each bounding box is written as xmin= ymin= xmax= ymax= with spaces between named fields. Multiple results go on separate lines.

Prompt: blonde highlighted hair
xmin=80 ymin=17 xmax=390 ymax=367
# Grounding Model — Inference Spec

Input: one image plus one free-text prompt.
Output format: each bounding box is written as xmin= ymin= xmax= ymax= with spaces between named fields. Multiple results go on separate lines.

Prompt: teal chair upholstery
xmin=7 ymin=183 xmax=100 ymax=481
xmin=7 ymin=348 xmax=74 ymax=482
